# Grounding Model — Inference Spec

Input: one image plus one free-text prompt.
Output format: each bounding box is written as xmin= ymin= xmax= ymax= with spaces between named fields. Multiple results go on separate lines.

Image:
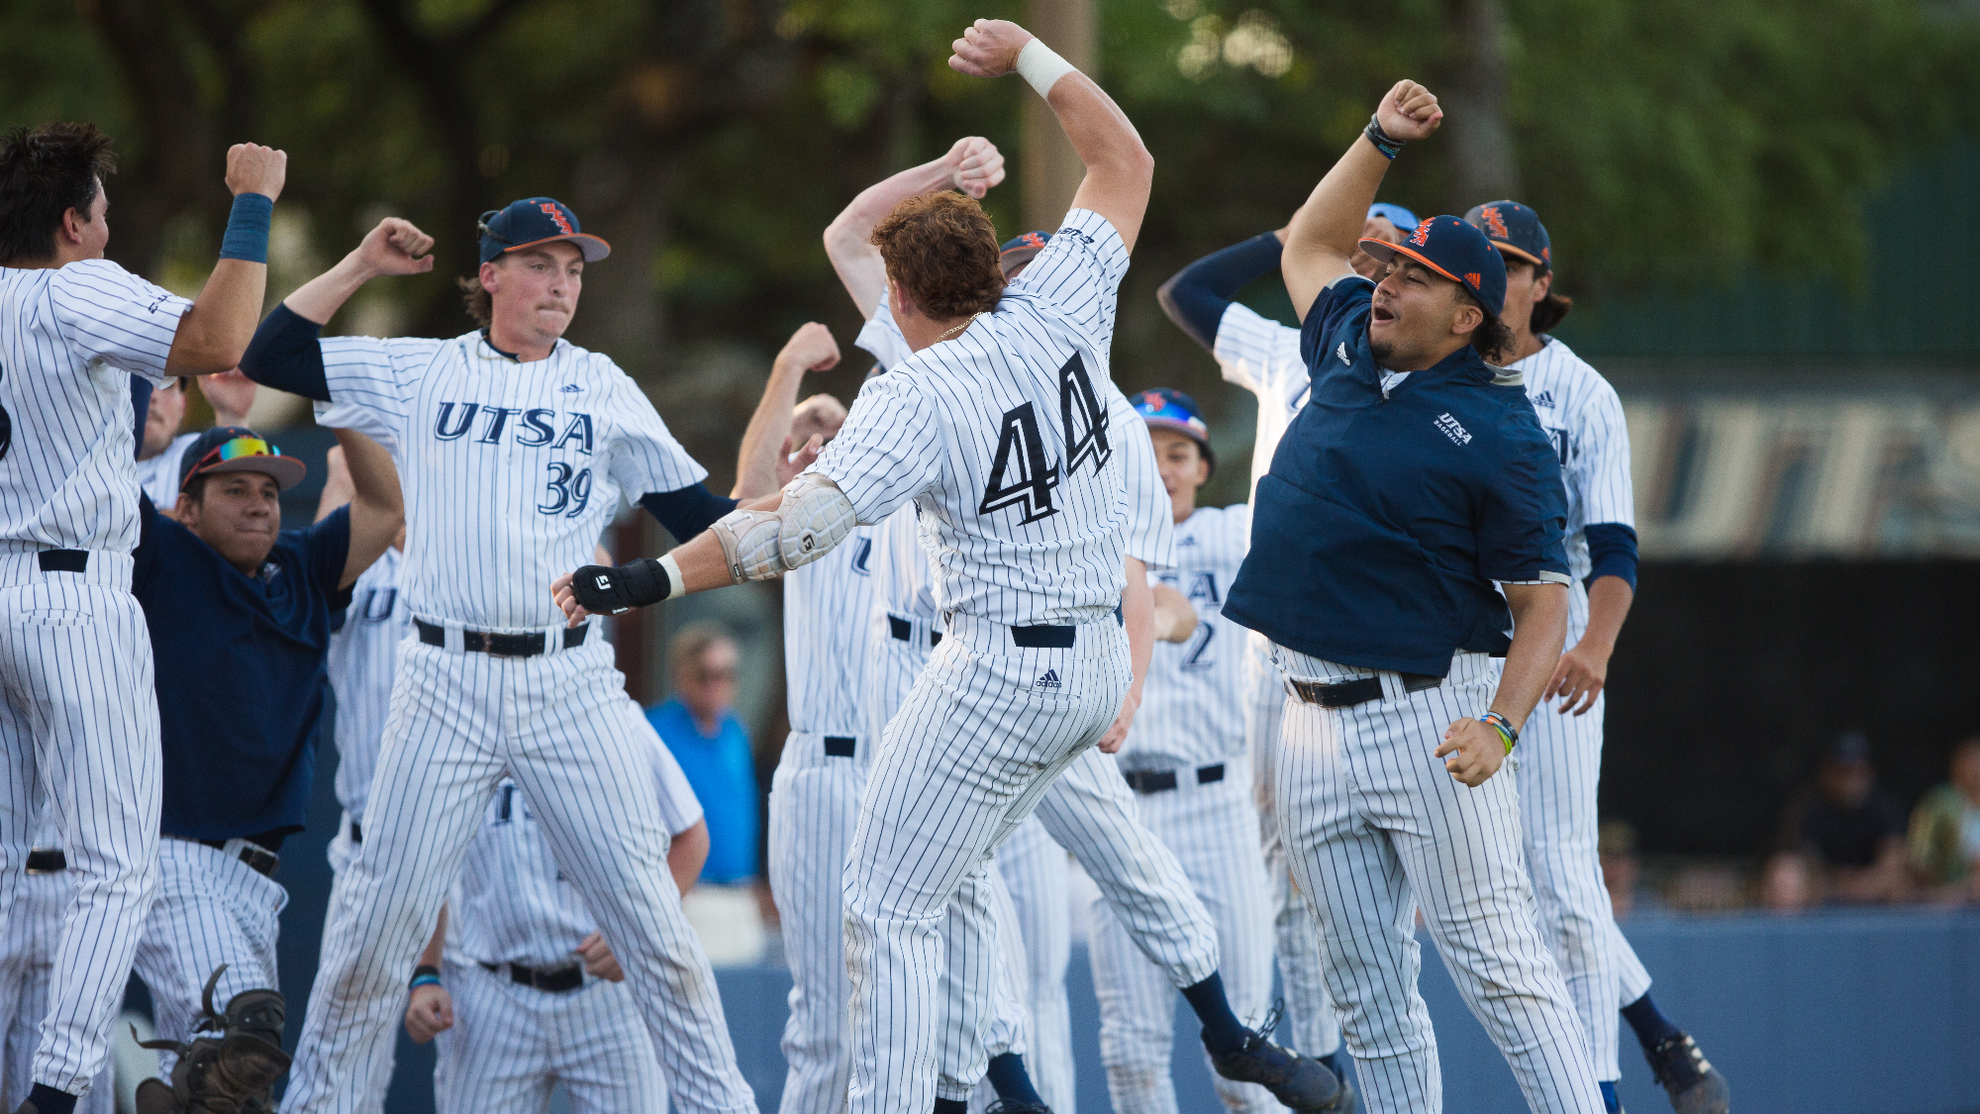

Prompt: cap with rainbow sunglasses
xmin=178 ymin=426 xmax=307 ymax=494
xmin=1132 ymin=387 xmax=1215 ymax=477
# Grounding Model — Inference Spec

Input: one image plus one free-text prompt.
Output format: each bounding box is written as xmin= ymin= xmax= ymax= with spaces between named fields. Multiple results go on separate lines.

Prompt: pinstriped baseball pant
xmin=283 ymin=637 xmax=752 ymax=1114
xmin=1273 ymin=647 xmax=1603 ymax=1114
xmin=1243 ymin=632 xmax=1343 ymax=1060
xmin=1088 ymin=753 xmax=1275 ymax=1114
xmin=0 ymin=555 xmax=161 ymax=1099
xmin=322 ymin=820 xmax=395 ymax=1114
xmin=768 ymin=735 xmax=1030 ymax=1114
xmin=843 ymin=613 xmax=1128 ymax=1114
xmin=0 ymin=869 xmax=114 ymax=1114
xmin=984 ymin=818 xmax=1072 ymax=1114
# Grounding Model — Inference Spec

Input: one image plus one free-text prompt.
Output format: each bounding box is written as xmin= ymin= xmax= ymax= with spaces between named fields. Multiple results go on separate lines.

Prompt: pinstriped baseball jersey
xmin=326 ymin=546 xmax=409 ymax=825
xmin=136 ymin=430 xmax=198 ymax=509
xmin=1508 ymin=336 xmax=1634 ymax=639
xmin=316 ymin=332 xmax=704 ymax=629
xmin=782 ymin=526 xmax=878 ymax=739
xmin=449 ymin=744 xmax=703 ymax=969
xmin=0 ymin=261 xmax=191 ymax=552
xmin=815 ymin=209 xmax=1135 ymax=627
xmin=1123 ymin=503 xmax=1249 ymax=771
xmin=1211 ymin=304 xmax=1304 ymax=503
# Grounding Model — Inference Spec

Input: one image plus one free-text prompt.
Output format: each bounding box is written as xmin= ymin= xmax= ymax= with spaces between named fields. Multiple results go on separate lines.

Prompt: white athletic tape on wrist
xmin=1016 ymin=38 xmax=1077 ymax=98
xmin=658 ymin=553 xmax=685 ymax=599
xmin=709 ymin=472 xmax=856 ymax=583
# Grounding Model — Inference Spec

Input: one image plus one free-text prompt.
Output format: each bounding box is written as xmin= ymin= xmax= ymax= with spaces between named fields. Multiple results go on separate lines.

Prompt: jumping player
xmin=558 ymin=19 xmax=1334 ymax=1114
xmin=0 ymin=122 xmax=285 ymax=1114
xmin=238 ymin=200 xmax=755 ymax=1114
xmin=1155 ymin=205 xmax=1417 ymax=1080
xmin=1464 ymin=200 xmax=1729 ymax=1114
xmin=1228 ymin=78 xmax=1604 ymax=1113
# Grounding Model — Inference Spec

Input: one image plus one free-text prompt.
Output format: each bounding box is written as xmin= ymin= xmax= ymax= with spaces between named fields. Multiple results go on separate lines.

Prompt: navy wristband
xmin=219 ymin=193 xmax=274 ymax=263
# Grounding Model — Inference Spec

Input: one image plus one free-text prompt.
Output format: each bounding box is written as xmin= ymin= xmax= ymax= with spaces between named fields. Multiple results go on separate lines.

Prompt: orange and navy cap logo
xmin=538 ymin=202 xmax=575 ymax=235
xmin=1480 ymin=206 xmax=1510 ymax=239
xmin=1465 ymin=272 xmax=1482 ymax=287
xmin=1408 ymin=222 xmax=1433 ymax=247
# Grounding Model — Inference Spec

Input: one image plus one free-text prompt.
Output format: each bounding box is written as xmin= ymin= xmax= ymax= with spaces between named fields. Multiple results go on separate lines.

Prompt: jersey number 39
xmin=538 ymin=462 xmax=591 ymax=517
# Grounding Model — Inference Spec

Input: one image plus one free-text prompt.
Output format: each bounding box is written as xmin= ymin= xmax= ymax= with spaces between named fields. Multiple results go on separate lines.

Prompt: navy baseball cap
xmin=1133 ymin=387 xmax=1215 ymax=474
xmin=1367 ymin=203 xmax=1420 ymax=233
xmin=1000 ymin=231 xmax=1051 ymax=276
xmin=476 ymin=198 xmax=612 ymax=266
xmin=1359 ymin=214 xmax=1507 ymax=317
xmin=178 ymin=426 xmax=306 ymax=493
xmin=1464 ymin=201 xmax=1551 ymax=271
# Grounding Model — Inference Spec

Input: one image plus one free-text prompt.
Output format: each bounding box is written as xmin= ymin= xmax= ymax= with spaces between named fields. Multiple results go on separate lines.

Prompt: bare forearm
xmin=284 ymin=250 xmax=380 ymax=326
xmin=1493 ymin=585 xmax=1569 ymax=728
xmin=418 ymin=905 xmax=447 ymax=968
xmin=732 ymin=358 xmax=809 ymax=499
xmin=165 ymin=259 xmax=268 ymax=375
xmin=668 ymin=820 xmax=710 ymax=896
xmin=1122 ymin=557 xmax=1154 ymax=704
xmin=1283 ymin=139 xmax=1389 ymax=320
xmin=1052 ymin=72 xmax=1155 ymax=251
xmin=826 ymin=160 xmax=960 ymax=318
xmin=334 ymin=427 xmax=404 ymax=588
xmin=1576 ymin=575 xmax=1635 ymax=655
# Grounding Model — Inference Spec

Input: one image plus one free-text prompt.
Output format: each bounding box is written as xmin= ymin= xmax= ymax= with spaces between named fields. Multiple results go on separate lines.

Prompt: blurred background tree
xmin=4 ymin=0 xmax=1976 ymax=494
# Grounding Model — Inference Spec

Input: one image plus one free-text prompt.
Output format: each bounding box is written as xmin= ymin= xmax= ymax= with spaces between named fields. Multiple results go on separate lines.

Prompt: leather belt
xmin=350 ymin=820 xmax=362 ymax=845
xmin=24 ymin=849 xmax=66 ymax=874
xmin=198 ymin=839 xmax=280 ymax=879
xmin=416 ymin=619 xmax=587 ymax=657
xmin=887 ymin=616 xmax=942 ymax=649
xmin=37 ymin=550 xmax=88 ymax=573
xmin=1289 ymin=673 xmax=1441 ymax=709
xmin=824 ymin=736 xmax=856 ymax=758
xmin=1123 ymin=763 xmax=1226 ymax=794
xmin=483 ymin=959 xmax=583 ymax=993
xmin=1010 ymin=604 xmax=1125 ymax=648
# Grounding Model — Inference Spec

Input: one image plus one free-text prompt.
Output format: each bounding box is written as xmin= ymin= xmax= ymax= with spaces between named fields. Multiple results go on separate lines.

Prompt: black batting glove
xmin=572 ymin=558 xmax=672 ymax=614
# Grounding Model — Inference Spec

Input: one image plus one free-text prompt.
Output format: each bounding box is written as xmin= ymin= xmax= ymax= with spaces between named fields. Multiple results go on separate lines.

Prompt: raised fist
xmin=946 ymin=136 xmax=1006 ymax=199
xmin=777 ymin=322 xmax=841 ymax=374
xmin=356 ymin=218 xmax=436 ymax=278
xmin=1374 ymin=80 xmax=1443 ymax=143
xmin=224 ymin=144 xmax=287 ymax=202
xmin=949 ymin=19 xmax=1035 ymax=79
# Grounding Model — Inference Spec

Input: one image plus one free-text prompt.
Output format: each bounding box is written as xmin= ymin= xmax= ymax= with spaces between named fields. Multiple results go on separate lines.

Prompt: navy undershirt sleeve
xmin=1156 ymin=232 xmax=1284 ymax=352
xmin=240 ymin=304 xmax=331 ymax=402
xmin=130 ymin=375 xmax=152 ymax=457
xmin=640 ymin=484 xmax=739 ymax=544
xmin=1584 ymin=523 xmax=1639 ymax=591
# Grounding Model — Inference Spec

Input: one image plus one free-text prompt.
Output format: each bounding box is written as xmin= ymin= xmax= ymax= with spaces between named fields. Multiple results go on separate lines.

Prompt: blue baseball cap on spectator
xmin=1133 ymin=387 xmax=1215 ymax=476
xmin=1367 ymin=203 xmax=1420 ymax=233
xmin=1464 ymin=200 xmax=1551 ymax=272
xmin=1359 ymin=214 xmax=1507 ymax=317
xmin=1000 ymin=230 xmax=1051 ymax=276
xmin=477 ymin=197 xmax=612 ymax=265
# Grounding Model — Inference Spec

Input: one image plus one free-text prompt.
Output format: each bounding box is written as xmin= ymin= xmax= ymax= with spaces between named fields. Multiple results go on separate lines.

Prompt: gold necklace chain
xmin=935 ymin=312 xmax=988 ymax=343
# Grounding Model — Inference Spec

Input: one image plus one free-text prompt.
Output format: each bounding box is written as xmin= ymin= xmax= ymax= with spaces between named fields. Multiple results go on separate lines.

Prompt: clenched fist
xmin=1374 ymin=80 xmax=1443 ymax=143
xmin=355 ymin=218 xmax=435 ymax=278
xmin=949 ymin=19 xmax=1036 ymax=79
xmin=945 ymin=136 xmax=1006 ymax=199
xmin=224 ymin=143 xmax=287 ymax=202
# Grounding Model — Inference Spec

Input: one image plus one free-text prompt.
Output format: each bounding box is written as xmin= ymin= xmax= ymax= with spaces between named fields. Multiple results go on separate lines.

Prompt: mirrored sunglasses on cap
xmin=180 ymin=436 xmax=305 ymax=493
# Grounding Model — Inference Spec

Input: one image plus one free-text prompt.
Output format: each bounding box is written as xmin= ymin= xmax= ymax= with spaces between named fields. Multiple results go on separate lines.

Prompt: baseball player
xmin=135 ymin=370 xmax=258 ymax=508
xmin=1463 ymin=201 xmax=1728 ymax=1114
xmin=239 ymin=199 xmax=755 ymax=1114
xmin=1085 ymin=387 xmax=1287 ymax=1114
xmin=0 ymin=122 xmax=285 ymax=1114
xmin=560 ymin=21 xmax=1335 ymax=1113
xmin=1154 ymin=204 xmax=1418 ymax=1080
xmin=0 ymin=809 xmax=112 ymax=1114
xmin=400 ymin=742 xmax=708 ymax=1114
xmin=125 ymin=420 xmax=402 ymax=1113
xmin=1230 ymin=77 xmax=1604 ymax=1114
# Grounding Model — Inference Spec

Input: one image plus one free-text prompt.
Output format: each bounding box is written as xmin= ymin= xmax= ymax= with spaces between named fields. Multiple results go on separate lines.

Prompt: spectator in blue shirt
xmin=647 ymin=624 xmax=757 ymax=885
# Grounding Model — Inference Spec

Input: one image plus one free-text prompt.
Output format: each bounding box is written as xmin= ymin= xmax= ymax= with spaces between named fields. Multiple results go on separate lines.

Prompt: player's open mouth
xmin=1371 ymin=304 xmax=1396 ymax=323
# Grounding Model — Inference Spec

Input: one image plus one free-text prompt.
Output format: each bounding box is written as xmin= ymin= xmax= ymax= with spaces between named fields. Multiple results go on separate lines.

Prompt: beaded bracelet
xmin=1480 ymin=711 xmax=1519 ymax=754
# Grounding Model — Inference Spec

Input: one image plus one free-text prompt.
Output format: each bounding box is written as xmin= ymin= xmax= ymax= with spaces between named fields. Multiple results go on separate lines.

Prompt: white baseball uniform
xmin=281 ymin=330 xmax=753 ymax=1114
xmin=1090 ymin=504 xmax=1275 ymax=1114
xmin=818 ymin=208 xmax=1139 ymax=1114
xmin=0 ymin=814 xmax=113 ymax=1114
xmin=0 ymin=259 xmax=183 ymax=1098
xmin=849 ymin=283 xmax=1222 ymax=1114
xmin=1509 ymin=337 xmax=1643 ymax=1084
xmin=436 ymin=742 xmax=699 ymax=1114
xmin=135 ymin=429 xmax=197 ymax=510
xmin=321 ymin=541 xmax=412 ymax=1114
xmin=1208 ymin=299 xmax=1341 ymax=1061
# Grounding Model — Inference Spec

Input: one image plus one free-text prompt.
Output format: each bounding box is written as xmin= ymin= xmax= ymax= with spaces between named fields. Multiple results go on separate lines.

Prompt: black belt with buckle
xmin=1289 ymin=673 xmax=1441 ymax=709
xmin=1124 ymin=763 xmax=1226 ymax=794
xmin=24 ymin=849 xmax=66 ymax=873
xmin=887 ymin=616 xmax=942 ymax=649
xmin=199 ymin=839 xmax=281 ymax=879
xmin=484 ymin=959 xmax=583 ymax=993
xmin=416 ymin=619 xmax=587 ymax=657
xmin=824 ymin=736 xmax=857 ymax=758
xmin=37 ymin=550 xmax=88 ymax=573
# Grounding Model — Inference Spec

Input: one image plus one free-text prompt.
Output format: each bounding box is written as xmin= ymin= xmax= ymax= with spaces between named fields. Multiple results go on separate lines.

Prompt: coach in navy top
xmin=134 ymin=423 xmax=404 ymax=844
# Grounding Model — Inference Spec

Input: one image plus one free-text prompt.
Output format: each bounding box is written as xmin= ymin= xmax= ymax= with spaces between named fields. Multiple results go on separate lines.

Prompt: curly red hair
xmin=870 ymin=192 xmax=1005 ymax=320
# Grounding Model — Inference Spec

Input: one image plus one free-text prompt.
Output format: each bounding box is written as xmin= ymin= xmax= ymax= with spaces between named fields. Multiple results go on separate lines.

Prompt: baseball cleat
xmin=984 ymin=1102 xmax=1052 ymax=1114
xmin=1205 ymin=1002 xmax=1347 ymax=1111
xmin=1643 ymin=1032 xmax=1729 ymax=1114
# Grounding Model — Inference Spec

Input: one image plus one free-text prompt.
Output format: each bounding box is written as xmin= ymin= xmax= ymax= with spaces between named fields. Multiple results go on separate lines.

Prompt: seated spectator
xmin=1907 ymin=733 xmax=1980 ymax=903
xmin=1599 ymin=820 xmax=1663 ymax=919
xmin=647 ymin=623 xmax=766 ymax=963
xmin=1769 ymin=731 xmax=1910 ymax=906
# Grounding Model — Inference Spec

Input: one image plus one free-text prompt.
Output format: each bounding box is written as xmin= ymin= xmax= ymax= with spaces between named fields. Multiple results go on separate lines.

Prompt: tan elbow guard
xmin=709 ymin=472 xmax=856 ymax=583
